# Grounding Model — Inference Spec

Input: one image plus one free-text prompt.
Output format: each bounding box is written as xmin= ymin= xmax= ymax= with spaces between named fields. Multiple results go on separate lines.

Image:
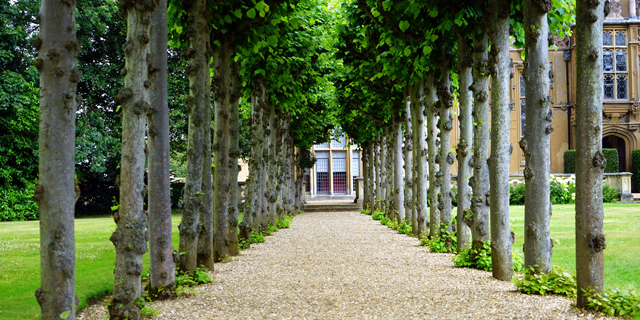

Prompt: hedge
xmin=633 ymin=149 xmax=640 ymax=192
xmin=0 ymin=184 xmax=39 ymax=221
xmin=564 ymin=148 xmax=619 ymax=174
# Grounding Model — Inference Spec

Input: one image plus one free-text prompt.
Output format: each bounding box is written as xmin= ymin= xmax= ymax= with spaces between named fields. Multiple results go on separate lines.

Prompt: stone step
xmin=302 ymin=200 xmax=362 ymax=212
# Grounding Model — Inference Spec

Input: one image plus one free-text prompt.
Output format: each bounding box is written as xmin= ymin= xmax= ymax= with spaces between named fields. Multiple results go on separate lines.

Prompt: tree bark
xmin=469 ymin=30 xmax=491 ymax=248
xmin=411 ymin=80 xmax=428 ymax=237
xmin=266 ymin=102 xmax=278 ymax=227
xmin=197 ymin=68 xmax=214 ymax=270
xmin=375 ymin=138 xmax=383 ymax=211
xmin=34 ymin=0 xmax=80 ymax=317
xmin=177 ymin=0 xmax=210 ymax=274
xmin=523 ymin=0 xmax=553 ymax=273
xmin=110 ymin=1 xmax=156 ymax=318
xmin=456 ymin=32 xmax=473 ymax=252
xmin=575 ymin=0 xmax=605 ymax=308
xmin=488 ymin=0 xmax=514 ymax=281
xmin=392 ymin=111 xmax=406 ymax=223
xmin=403 ymin=89 xmax=414 ymax=225
xmin=425 ymin=73 xmax=440 ymax=238
xmin=437 ymin=53 xmax=455 ymax=244
xmin=227 ymin=60 xmax=241 ymax=256
xmin=147 ymin=0 xmax=175 ymax=296
xmin=212 ymin=41 xmax=232 ymax=262
xmin=385 ymin=130 xmax=394 ymax=218
xmin=368 ymin=142 xmax=376 ymax=211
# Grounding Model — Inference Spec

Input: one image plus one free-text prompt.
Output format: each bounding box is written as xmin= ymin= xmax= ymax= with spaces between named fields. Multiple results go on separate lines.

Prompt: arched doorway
xmin=602 ymin=135 xmax=626 ymax=172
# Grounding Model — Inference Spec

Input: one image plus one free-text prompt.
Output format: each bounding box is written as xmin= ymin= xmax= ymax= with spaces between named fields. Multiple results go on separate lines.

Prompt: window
xmin=315 ymin=142 xmax=329 ymax=149
xmin=331 ymin=133 xmax=346 ymax=149
xmin=352 ymin=151 xmax=360 ymax=191
xmin=316 ymin=152 xmax=330 ymax=194
xmin=603 ymin=29 xmax=628 ymax=100
xmin=332 ymin=152 xmax=347 ymax=194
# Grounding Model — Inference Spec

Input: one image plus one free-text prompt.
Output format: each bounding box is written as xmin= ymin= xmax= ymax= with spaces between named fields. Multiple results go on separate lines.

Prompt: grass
xmin=509 ymin=203 xmax=640 ymax=289
xmin=1 ymin=205 xmax=637 ymax=319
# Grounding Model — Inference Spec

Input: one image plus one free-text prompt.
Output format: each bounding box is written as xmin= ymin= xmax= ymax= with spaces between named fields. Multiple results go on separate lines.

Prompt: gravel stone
xmin=79 ymin=210 xmax=612 ymax=319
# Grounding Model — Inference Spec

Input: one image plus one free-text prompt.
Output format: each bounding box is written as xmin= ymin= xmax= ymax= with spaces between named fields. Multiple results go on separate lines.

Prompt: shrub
xmin=170 ymin=181 xmax=185 ymax=209
xmin=372 ymin=210 xmax=384 ymax=220
xmin=550 ymin=175 xmax=575 ymax=204
xmin=397 ymin=222 xmax=412 ymax=235
xmin=585 ymin=287 xmax=640 ymax=318
xmin=564 ymin=150 xmax=576 ymax=173
xmin=380 ymin=216 xmax=391 ymax=226
xmin=276 ymin=215 xmax=292 ymax=229
xmin=509 ymin=183 xmax=526 ymax=205
xmin=250 ymin=232 xmax=266 ymax=244
xmin=453 ymin=241 xmax=524 ymax=272
xmin=603 ymin=183 xmax=619 ymax=203
xmin=0 ymin=183 xmax=39 ymax=221
xmin=512 ymin=266 xmax=577 ymax=298
xmin=385 ymin=218 xmax=398 ymax=230
xmin=632 ymin=149 xmax=640 ymax=192
xmin=361 ymin=209 xmax=371 ymax=215
xmin=603 ymin=148 xmax=619 ymax=173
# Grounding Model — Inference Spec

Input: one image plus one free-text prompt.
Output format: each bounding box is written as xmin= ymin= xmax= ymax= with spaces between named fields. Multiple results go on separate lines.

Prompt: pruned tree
xmin=34 ymin=0 xmax=82 ymax=318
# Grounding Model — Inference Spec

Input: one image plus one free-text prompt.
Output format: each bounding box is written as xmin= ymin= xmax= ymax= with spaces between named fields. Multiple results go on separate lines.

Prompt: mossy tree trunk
xmin=403 ymin=89 xmax=414 ymax=225
xmin=488 ymin=0 xmax=514 ymax=281
xmin=227 ymin=60 xmax=241 ymax=256
xmin=437 ymin=53 xmax=454 ymax=243
xmin=392 ymin=110 xmax=405 ymax=223
xmin=147 ymin=0 xmax=175 ymax=296
xmin=522 ymin=0 xmax=554 ymax=273
xmin=456 ymin=32 xmax=473 ymax=252
xmin=177 ymin=0 xmax=211 ymax=274
xmin=212 ymin=41 xmax=233 ymax=262
xmin=375 ymin=138 xmax=383 ymax=211
xmin=411 ymin=80 xmax=428 ymax=237
xmin=110 ymin=1 xmax=156 ymax=318
xmin=425 ymin=72 xmax=440 ymax=238
xmin=468 ymin=29 xmax=491 ymax=248
xmin=385 ymin=130 xmax=394 ymax=217
xmin=266 ymin=102 xmax=278 ymax=228
xmin=34 ymin=0 xmax=81 ymax=317
xmin=575 ymin=0 xmax=605 ymax=308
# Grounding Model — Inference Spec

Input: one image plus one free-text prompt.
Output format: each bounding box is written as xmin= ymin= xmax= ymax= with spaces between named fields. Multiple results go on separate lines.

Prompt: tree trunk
xmin=197 ymin=73 xmax=213 ymax=270
xmin=425 ymin=73 xmax=440 ymax=238
xmin=488 ymin=0 xmax=514 ymax=281
xmin=411 ymin=80 xmax=428 ymax=237
xmin=393 ymin=111 xmax=406 ymax=223
xmin=368 ymin=143 xmax=376 ymax=211
xmin=522 ymin=0 xmax=553 ymax=273
xmin=468 ymin=30 xmax=491 ymax=248
xmin=227 ymin=61 xmax=241 ymax=256
xmin=34 ymin=0 xmax=80 ymax=317
xmin=147 ymin=0 xmax=175 ymax=296
xmin=437 ymin=53 xmax=454 ymax=244
xmin=266 ymin=102 xmax=278 ymax=228
xmin=575 ymin=0 xmax=605 ymax=308
xmin=361 ymin=144 xmax=369 ymax=211
xmin=456 ymin=32 xmax=473 ymax=252
xmin=177 ymin=0 xmax=210 ymax=274
xmin=212 ymin=42 xmax=232 ymax=262
xmin=375 ymin=138 xmax=383 ymax=211
xmin=403 ymin=89 xmax=414 ymax=226
xmin=385 ymin=130 xmax=394 ymax=218
xmin=110 ymin=1 xmax=155 ymax=318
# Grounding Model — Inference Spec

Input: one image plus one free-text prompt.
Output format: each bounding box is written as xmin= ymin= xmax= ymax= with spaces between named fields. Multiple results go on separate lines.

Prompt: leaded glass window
xmin=604 ymin=74 xmax=614 ymax=99
xmin=603 ymin=31 xmax=613 ymax=46
xmin=603 ymin=29 xmax=628 ymax=100
xmin=617 ymin=75 xmax=627 ymax=99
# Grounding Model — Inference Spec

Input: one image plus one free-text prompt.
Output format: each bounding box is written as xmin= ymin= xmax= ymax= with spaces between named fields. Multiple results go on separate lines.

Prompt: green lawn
xmin=510 ymin=203 xmax=640 ymax=289
xmin=0 ymin=205 xmax=638 ymax=319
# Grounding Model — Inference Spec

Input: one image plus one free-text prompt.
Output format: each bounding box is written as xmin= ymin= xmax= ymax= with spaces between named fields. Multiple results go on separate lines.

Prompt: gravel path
xmin=81 ymin=211 xmax=610 ymax=319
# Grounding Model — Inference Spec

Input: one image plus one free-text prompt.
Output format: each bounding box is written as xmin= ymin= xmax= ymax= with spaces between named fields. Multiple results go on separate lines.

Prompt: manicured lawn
xmin=0 ymin=214 xmax=182 ymax=320
xmin=509 ymin=203 xmax=640 ymax=289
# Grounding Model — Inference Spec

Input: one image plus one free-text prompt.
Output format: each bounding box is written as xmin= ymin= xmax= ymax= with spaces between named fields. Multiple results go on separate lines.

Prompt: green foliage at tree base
xmin=360 ymin=209 xmax=371 ymax=215
xmin=372 ymin=210 xmax=384 ymax=220
xmin=276 ymin=215 xmax=293 ymax=229
xmin=424 ymin=230 xmax=457 ymax=253
xmin=452 ymin=241 xmax=493 ymax=271
xmin=585 ymin=287 xmax=640 ymax=318
xmin=512 ymin=266 xmax=577 ymax=298
xmin=251 ymin=232 xmax=266 ymax=244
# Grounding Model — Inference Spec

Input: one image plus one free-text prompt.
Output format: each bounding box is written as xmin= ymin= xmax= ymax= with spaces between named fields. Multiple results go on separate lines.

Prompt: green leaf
xmin=247 ymin=8 xmax=256 ymax=19
xmin=60 ymin=310 xmax=71 ymax=319
xmin=176 ymin=26 xmax=183 ymax=34
xmin=233 ymin=9 xmax=242 ymax=18
xmin=224 ymin=15 xmax=232 ymax=23
xmin=267 ymin=35 xmax=278 ymax=47
xmin=403 ymin=47 xmax=411 ymax=57
xmin=399 ymin=20 xmax=410 ymax=33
